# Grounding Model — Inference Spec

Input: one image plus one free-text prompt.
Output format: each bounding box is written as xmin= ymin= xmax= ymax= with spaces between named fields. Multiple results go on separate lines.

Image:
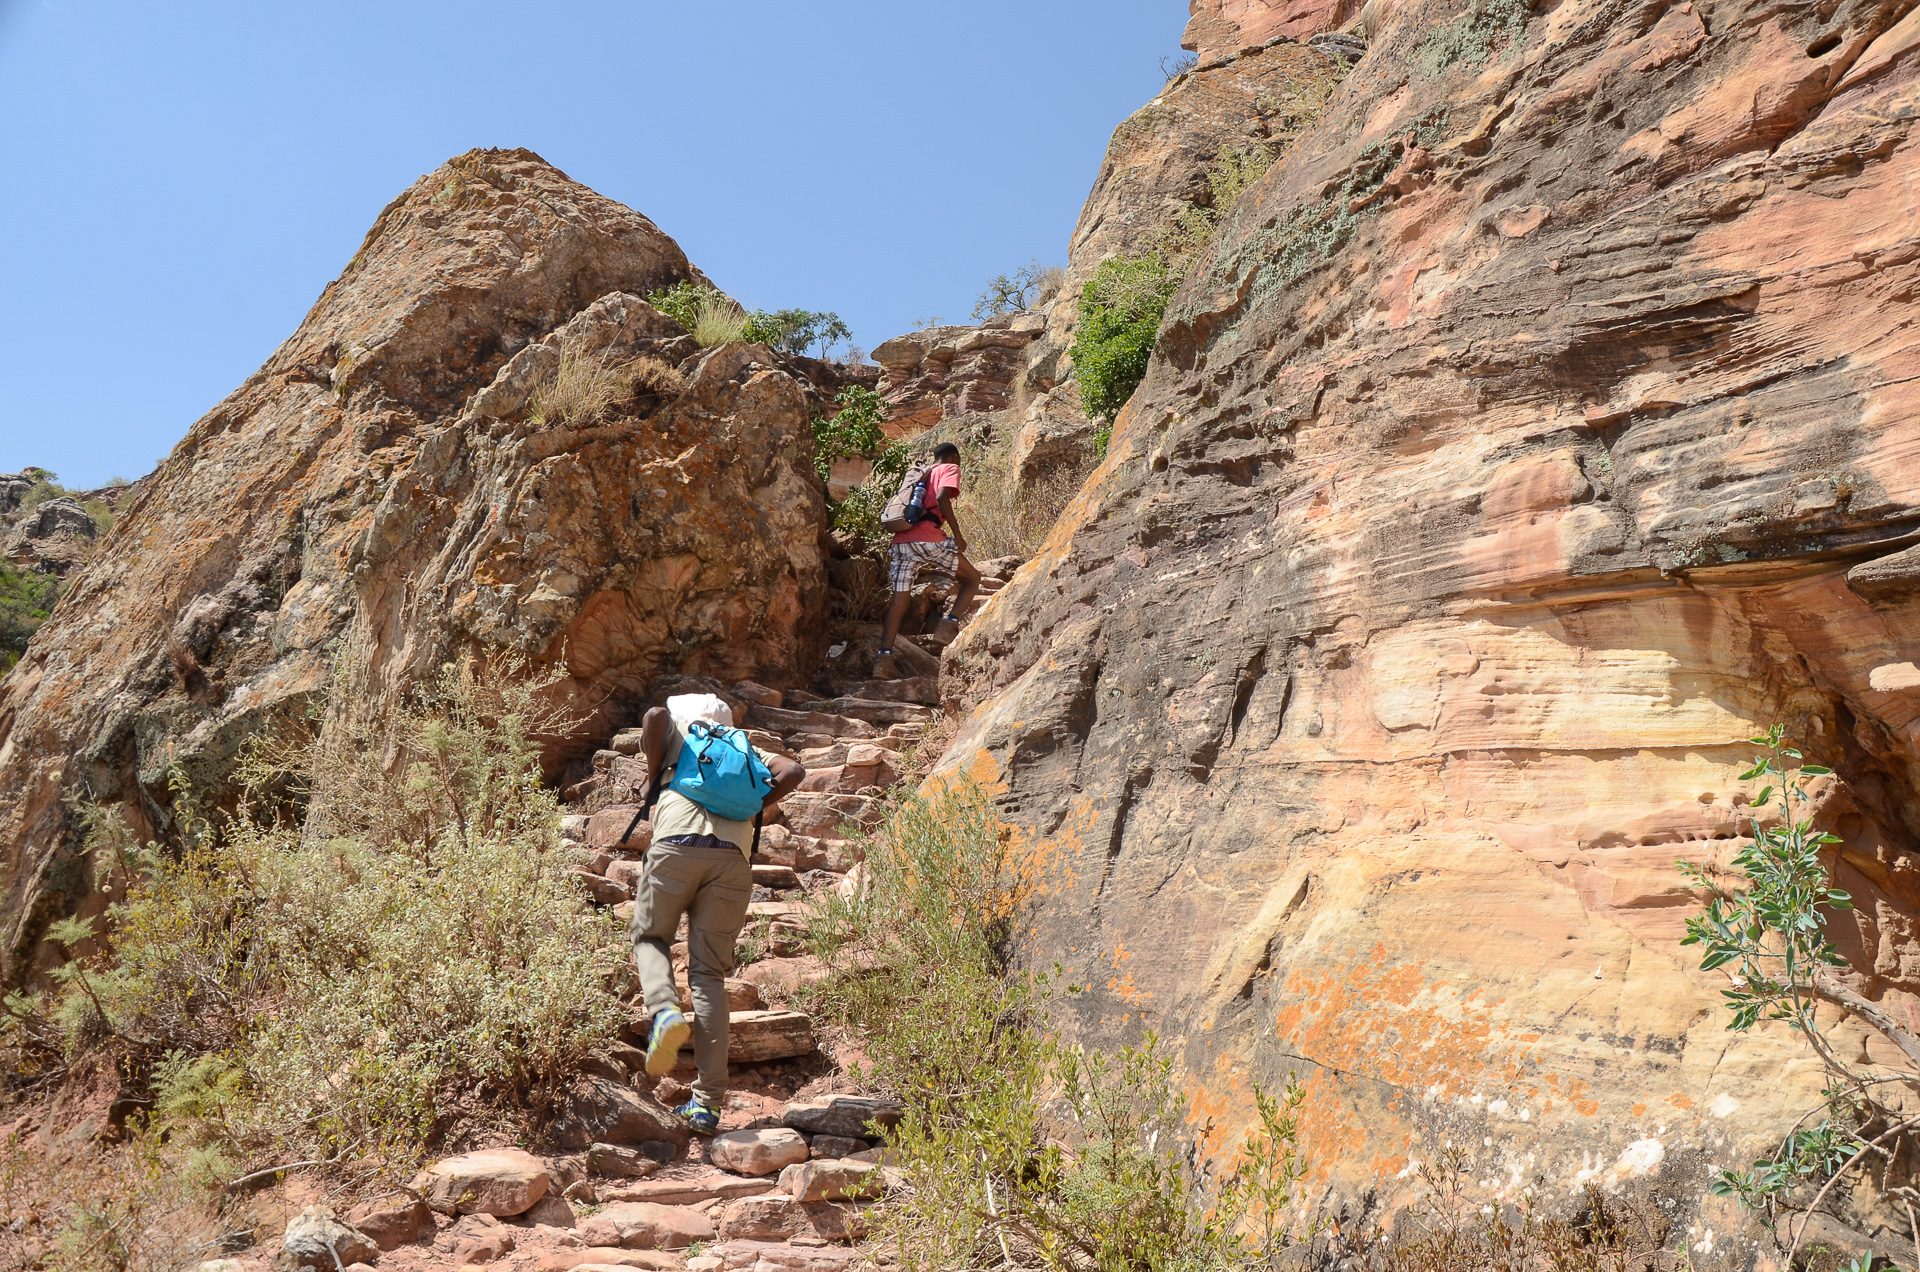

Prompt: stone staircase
xmin=281 ymin=569 xmax=1024 ymax=1272
xmin=449 ymin=658 xmax=940 ymax=1269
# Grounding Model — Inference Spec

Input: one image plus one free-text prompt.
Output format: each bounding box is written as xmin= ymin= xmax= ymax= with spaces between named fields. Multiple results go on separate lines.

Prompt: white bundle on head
xmin=663 ymin=693 xmax=734 ymax=770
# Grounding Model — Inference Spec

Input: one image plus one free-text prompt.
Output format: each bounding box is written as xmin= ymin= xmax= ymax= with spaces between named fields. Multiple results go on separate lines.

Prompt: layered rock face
xmin=1182 ymin=0 xmax=1363 ymax=58
xmin=946 ymin=0 xmax=1920 ymax=1251
xmin=870 ymin=313 xmax=1046 ymax=436
xmin=0 ymin=149 xmax=835 ymax=984
xmin=1010 ymin=37 xmax=1350 ymax=486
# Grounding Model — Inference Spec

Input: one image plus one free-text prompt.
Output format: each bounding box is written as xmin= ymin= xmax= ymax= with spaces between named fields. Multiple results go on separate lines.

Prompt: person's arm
xmin=639 ymin=706 xmax=672 ymax=786
xmin=764 ymin=753 xmax=805 ymax=810
xmin=937 ymin=490 xmax=967 ymax=556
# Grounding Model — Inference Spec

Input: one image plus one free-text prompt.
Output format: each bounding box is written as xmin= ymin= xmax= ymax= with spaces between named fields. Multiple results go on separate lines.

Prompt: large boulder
xmin=0 ymin=148 xmax=836 ymax=986
xmin=707 ymin=1127 xmax=810 ymax=1177
xmin=413 ymin=1147 xmax=551 ymax=1216
xmin=275 ymin=1207 xmax=378 ymax=1270
xmin=940 ymin=0 xmax=1920 ymax=1254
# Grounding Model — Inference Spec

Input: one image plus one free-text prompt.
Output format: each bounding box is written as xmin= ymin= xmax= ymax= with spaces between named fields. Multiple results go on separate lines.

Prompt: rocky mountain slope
xmin=0 ymin=150 xmax=854 ymax=986
xmin=942 ymin=0 xmax=1920 ymax=1254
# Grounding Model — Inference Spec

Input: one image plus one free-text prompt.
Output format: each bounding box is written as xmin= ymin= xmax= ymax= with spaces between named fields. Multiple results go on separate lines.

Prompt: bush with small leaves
xmin=1677 ymin=725 xmax=1920 ymax=1263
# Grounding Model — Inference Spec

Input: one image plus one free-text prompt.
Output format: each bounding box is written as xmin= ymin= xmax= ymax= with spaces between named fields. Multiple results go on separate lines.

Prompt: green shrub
xmin=1071 ymin=254 xmax=1178 ymax=424
xmin=812 ymin=386 xmax=889 ymax=484
xmin=829 ymin=441 xmax=909 ymax=554
xmin=801 ymin=782 xmax=1318 ymax=1270
xmin=647 ymin=282 xmax=849 ymax=357
xmin=16 ymin=468 xmax=65 ymax=515
xmin=1676 ymin=726 xmax=1920 ymax=1262
xmin=0 ymin=562 xmax=61 ymax=672
xmin=9 ymin=643 xmax=625 ymax=1169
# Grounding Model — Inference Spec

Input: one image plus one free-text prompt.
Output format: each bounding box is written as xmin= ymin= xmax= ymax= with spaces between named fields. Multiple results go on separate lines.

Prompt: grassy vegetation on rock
xmin=648 ymin=280 xmax=850 ymax=357
xmin=800 ymin=782 xmax=1319 ymax=1271
xmin=1 ymin=638 xmax=625 ymax=1262
xmin=0 ymin=562 xmax=62 ymax=672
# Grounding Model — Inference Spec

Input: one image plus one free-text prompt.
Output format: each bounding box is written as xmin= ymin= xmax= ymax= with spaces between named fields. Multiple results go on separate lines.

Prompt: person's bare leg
xmin=879 ymin=589 xmax=912 ymax=653
xmin=950 ymin=555 xmax=981 ymax=618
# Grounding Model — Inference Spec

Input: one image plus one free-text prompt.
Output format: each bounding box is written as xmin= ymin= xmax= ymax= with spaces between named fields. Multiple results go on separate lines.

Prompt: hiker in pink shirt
xmin=873 ymin=442 xmax=981 ymax=679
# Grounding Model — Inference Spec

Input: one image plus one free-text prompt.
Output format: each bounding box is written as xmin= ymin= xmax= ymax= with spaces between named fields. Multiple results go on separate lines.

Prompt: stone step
xmin=597 ymin=1173 xmax=778 ymax=1206
xmin=679 ymin=1009 xmax=815 ymax=1063
xmin=747 ymin=704 xmax=879 ymax=739
xmin=752 ymin=863 xmax=800 ymax=890
xmin=810 ymin=697 xmax=935 ymax=726
xmin=837 ymin=676 xmax=939 ymax=705
xmin=709 ymin=1239 xmax=867 ymax=1270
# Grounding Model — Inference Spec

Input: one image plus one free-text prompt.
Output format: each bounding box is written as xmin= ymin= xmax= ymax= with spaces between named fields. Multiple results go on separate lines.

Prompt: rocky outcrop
xmin=0 ymin=473 xmax=139 ymax=577
xmin=1008 ymin=36 xmax=1350 ymax=488
xmin=0 ymin=149 xmax=837 ymax=985
xmin=943 ymin=0 xmax=1920 ymax=1254
xmin=1181 ymin=0 xmax=1362 ymax=59
xmin=870 ymin=313 xmax=1047 ymax=436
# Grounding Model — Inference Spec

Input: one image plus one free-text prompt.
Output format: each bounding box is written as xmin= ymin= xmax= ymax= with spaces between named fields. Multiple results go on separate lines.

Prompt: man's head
xmin=932 ymin=442 xmax=960 ymax=465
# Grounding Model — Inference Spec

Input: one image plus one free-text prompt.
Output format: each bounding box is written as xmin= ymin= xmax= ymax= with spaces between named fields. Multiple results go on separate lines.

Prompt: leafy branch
xmin=1678 ymin=724 xmax=1920 ymax=1243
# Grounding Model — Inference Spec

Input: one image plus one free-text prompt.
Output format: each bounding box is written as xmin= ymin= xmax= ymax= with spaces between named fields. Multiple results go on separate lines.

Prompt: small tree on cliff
xmin=1678 ymin=726 xmax=1920 ymax=1263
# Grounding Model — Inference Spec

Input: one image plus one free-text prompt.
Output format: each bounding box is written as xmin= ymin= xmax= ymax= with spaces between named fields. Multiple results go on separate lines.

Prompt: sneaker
xmin=928 ymin=616 xmax=962 ymax=647
xmin=644 ymin=1007 xmax=690 ymax=1077
xmin=674 ymin=1098 xmax=721 ymax=1135
xmin=872 ymin=651 xmax=901 ymax=680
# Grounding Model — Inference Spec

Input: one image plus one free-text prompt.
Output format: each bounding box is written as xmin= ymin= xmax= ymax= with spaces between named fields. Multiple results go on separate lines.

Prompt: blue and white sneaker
xmin=644 ymin=1007 xmax=690 ymax=1077
xmin=674 ymin=1098 xmax=721 ymax=1135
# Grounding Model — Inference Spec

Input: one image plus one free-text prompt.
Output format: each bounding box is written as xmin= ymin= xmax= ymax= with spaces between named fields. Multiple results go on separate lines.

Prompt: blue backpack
xmin=668 ymin=720 xmax=774 ymax=821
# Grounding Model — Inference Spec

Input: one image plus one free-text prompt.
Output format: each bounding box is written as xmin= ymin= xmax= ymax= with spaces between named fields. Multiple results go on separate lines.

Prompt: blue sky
xmin=0 ymin=0 xmax=1182 ymax=488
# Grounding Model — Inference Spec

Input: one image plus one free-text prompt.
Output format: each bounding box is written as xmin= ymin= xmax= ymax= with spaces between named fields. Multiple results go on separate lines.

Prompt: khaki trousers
xmin=629 ymin=840 xmax=753 ymax=1106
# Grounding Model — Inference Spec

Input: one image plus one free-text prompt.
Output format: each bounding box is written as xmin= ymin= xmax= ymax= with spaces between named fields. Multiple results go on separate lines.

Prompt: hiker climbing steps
xmin=240 ymin=559 xmax=1019 ymax=1272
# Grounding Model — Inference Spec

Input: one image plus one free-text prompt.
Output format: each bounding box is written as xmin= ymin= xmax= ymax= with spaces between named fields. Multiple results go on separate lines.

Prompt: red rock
xmin=343 ymin=1195 xmax=431 ymax=1250
xmin=572 ymin=869 xmax=633 ymax=905
xmin=575 ymin=1202 xmax=714 ymax=1250
xmin=596 ymin=1173 xmax=774 ymax=1206
xmin=588 ymin=806 xmax=652 ymax=851
xmin=414 ymin=1148 xmax=550 ymax=1216
xmin=713 ymin=1193 xmax=809 ymax=1242
xmin=799 ymin=1201 xmax=870 ymax=1244
xmin=707 ymin=1127 xmax=809 ymax=1177
xmin=774 ymin=1160 xmax=879 ymax=1203
xmin=708 ymin=1011 xmax=815 ymax=1064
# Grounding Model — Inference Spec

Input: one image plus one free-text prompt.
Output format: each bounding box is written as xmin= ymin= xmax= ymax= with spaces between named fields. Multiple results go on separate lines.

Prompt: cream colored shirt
xmin=650 ymin=740 xmax=776 ymax=859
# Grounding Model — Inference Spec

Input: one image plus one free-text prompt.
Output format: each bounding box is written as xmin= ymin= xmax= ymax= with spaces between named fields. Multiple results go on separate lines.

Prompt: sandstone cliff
xmin=944 ymin=0 xmax=1920 ymax=1253
xmin=0 ymin=150 xmax=841 ymax=986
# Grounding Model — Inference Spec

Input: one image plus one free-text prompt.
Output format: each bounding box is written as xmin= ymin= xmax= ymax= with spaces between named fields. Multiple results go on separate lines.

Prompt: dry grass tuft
xmin=0 ymin=1123 xmax=264 ymax=1272
xmin=690 ymin=294 xmax=750 ymax=347
xmin=528 ymin=350 xmax=683 ymax=427
xmin=627 ymin=354 xmax=684 ymax=396
xmin=956 ymin=437 xmax=1092 ymax=560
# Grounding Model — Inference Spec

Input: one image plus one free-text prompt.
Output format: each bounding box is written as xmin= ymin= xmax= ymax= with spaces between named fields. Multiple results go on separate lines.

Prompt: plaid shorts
xmin=888 ymin=538 xmax=958 ymax=592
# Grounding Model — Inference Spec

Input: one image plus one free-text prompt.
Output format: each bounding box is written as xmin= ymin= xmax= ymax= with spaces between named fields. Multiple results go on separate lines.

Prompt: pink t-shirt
xmin=893 ymin=462 xmax=961 ymax=544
